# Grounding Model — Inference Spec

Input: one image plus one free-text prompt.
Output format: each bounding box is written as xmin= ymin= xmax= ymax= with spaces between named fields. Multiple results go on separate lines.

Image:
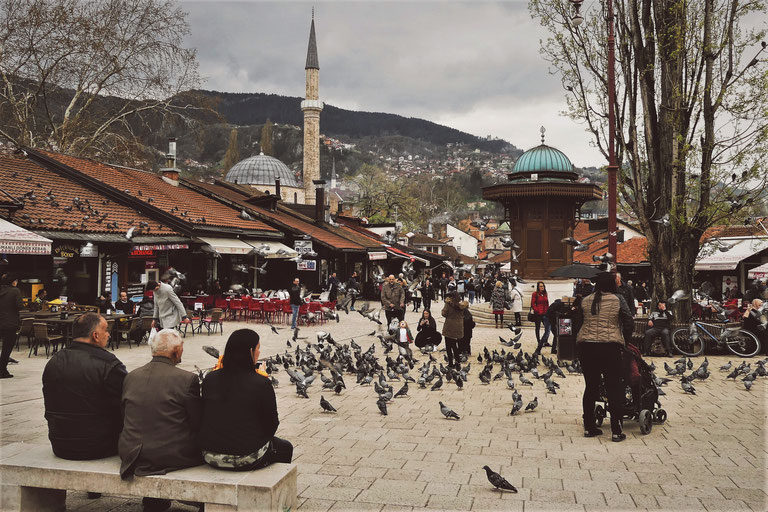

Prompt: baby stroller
xmin=595 ymin=344 xmax=667 ymax=434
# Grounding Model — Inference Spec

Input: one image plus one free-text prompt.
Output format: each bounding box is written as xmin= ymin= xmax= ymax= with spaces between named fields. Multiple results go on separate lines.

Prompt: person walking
xmin=490 ymin=281 xmax=508 ymax=328
xmin=381 ymin=275 xmax=405 ymax=326
xmin=289 ymin=278 xmax=302 ymax=330
xmin=411 ymin=283 xmax=421 ymax=312
xmin=509 ymin=278 xmax=524 ymax=327
xmin=421 ymin=279 xmax=435 ymax=312
xmin=441 ymin=291 xmax=468 ymax=368
xmin=467 ymin=278 xmax=476 ymax=304
xmin=459 ymin=307 xmax=476 ymax=358
xmin=531 ymin=281 xmax=551 ymax=355
xmin=0 ymin=273 xmax=23 ymax=379
xmin=456 ymin=277 xmax=465 ymax=301
xmin=439 ymin=274 xmax=448 ymax=301
xmin=327 ymin=272 xmax=340 ymax=303
xmin=345 ymin=272 xmax=360 ymax=311
xmin=574 ymin=272 xmax=634 ymax=442
xmin=148 ymin=279 xmax=187 ymax=330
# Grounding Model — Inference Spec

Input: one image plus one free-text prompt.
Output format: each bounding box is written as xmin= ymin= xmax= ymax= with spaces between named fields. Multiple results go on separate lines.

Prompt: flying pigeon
xmin=651 ymin=213 xmax=671 ymax=227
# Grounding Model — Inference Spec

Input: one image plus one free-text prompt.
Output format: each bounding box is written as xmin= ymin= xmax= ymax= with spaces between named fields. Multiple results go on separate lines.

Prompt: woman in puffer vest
xmin=575 ymin=272 xmax=634 ymax=442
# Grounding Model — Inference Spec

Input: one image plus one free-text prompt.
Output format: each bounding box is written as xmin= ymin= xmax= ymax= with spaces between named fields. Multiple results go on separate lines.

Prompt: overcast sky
xmin=182 ymin=1 xmax=605 ymax=167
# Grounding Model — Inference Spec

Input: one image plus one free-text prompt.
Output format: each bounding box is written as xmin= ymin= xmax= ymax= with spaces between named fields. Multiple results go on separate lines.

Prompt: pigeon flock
xmin=195 ymin=299 xmax=766 ymax=496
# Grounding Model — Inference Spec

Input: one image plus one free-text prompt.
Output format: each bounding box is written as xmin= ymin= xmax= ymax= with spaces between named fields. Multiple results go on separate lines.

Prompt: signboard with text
xmin=297 ymin=260 xmax=316 ymax=271
xmin=294 ymin=240 xmax=314 ymax=254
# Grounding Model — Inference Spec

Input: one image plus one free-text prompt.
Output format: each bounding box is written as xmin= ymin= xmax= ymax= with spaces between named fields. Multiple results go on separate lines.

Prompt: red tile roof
xmin=0 ymin=154 xmax=178 ymax=236
xmin=184 ymin=181 xmax=364 ymax=251
xmin=36 ymin=150 xmax=276 ymax=233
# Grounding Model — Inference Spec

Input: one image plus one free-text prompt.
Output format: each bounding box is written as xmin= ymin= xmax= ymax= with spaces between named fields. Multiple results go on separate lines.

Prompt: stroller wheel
xmin=594 ymin=404 xmax=606 ymax=427
xmin=639 ymin=409 xmax=652 ymax=434
xmin=653 ymin=408 xmax=667 ymax=424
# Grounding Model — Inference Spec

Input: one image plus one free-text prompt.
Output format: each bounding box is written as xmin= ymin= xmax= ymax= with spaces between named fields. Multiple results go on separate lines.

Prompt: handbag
xmin=527 ymin=305 xmax=537 ymax=323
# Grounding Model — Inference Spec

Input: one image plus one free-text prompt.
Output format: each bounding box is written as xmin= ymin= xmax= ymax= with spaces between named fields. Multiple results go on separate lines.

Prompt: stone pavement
xmin=0 ymin=300 xmax=765 ymax=511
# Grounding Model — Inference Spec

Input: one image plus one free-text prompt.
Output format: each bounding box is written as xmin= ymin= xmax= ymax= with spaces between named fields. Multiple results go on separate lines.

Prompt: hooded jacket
xmin=0 ymin=284 xmax=23 ymax=330
xmin=441 ymin=298 xmax=468 ymax=340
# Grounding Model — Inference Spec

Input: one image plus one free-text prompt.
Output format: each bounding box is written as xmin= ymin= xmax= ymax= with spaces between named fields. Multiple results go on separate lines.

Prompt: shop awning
xmin=198 ymin=237 xmax=255 ymax=255
xmin=748 ymin=262 xmax=768 ymax=279
xmin=386 ymin=246 xmax=429 ymax=265
xmin=250 ymin=241 xmax=299 ymax=259
xmin=0 ymin=218 xmax=52 ymax=255
xmin=695 ymin=238 xmax=768 ymax=271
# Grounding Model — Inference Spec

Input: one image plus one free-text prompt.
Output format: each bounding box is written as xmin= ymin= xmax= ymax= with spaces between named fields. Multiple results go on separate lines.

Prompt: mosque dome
xmin=224 ymin=154 xmax=299 ymax=188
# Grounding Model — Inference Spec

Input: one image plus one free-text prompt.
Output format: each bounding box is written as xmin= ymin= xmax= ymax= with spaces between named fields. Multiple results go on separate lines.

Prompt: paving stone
xmin=425 ymin=494 xmax=473 ymax=510
xmin=470 ymin=497 xmax=524 ymax=510
xmin=423 ymin=481 xmax=461 ymax=496
xmin=329 ymin=476 xmax=375 ymax=489
xmin=698 ymin=497 xmax=751 ymax=511
xmin=356 ymin=489 xmax=429 ymax=508
xmin=301 ymin=485 xmax=362 ymax=502
xmin=528 ymin=489 xmax=576 ymax=504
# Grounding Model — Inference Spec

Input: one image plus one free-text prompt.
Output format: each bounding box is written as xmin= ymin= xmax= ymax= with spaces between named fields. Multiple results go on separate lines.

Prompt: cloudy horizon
xmin=182 ymin=1 xmax=606 ymax=167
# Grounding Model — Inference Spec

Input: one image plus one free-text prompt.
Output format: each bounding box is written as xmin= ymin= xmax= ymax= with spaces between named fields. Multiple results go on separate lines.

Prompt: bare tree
xmin=260 ymin=119 xmax=273 ymax=156
xmin=0 ymin=0 xmax=201 ymax=161
xmin=530 ymin=0 xmax=768 ymax=306
xmin=222 ymin=127 xmax=239 ymax=172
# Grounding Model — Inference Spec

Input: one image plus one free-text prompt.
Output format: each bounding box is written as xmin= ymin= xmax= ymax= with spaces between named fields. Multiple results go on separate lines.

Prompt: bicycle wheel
xmin=671 ymin=327 xmax=705 ymax=357
xmin=725 ymin=329 xmax=761 ymax=358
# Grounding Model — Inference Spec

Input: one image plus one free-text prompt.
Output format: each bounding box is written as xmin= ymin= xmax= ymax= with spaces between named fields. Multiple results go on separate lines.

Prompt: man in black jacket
xmin=616 ymin=272 xmax=636 ymax=317
xmin=345 ymin=272 xmax=360 ymax=311
xmin=42 ymin=313 xmax=127 ymax=460
xmin=0 ymin=273 xmax=23 ymax=378
xmin=289 ymin=278 xmax=302 ymax=330
xmin=643 ymin=300 xmax=673 ymax=355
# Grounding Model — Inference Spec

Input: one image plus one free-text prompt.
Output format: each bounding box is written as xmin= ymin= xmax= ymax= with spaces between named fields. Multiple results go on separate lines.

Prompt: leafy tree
xmin=530 ymin=0 xmax=768 ymax=308
xmin=349 ymin=164 xmax=419 ymax=230
xmin=0 ymin=0 xmax=201 ymax=161
xmin=260 ymin=119 xmax=274 ymax=156
xmin=222 ymin=128 xmax=239 ymax=171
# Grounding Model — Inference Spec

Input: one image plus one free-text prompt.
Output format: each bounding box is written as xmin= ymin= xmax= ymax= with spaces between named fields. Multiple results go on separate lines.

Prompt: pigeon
xmin=320 ymin=395 xmax=336 ymax=412
xmin=394 ymin=382 xmax=409 ymax=398
xmin=561 ymin=236 xmax=590 ymax=251
xmin=125 ymin=226 xmax=136 ymax=240
xmin=744 ymin=380 xmax=753 ymax=391
xmin=510 ymin=397 xmax=523 ymax=415
xmin=668 ymin=289 xmax=689 ymax=304
xmin=651 ymin=213 xmax=671 ymax=227
xmin=376 ymin=398 xmax=388 ymax=415
xmin=430 ymin=378 xmax=443 ymax=391
xmin=719 ymin=361 xmax=732 ymax=371
xmin=439 ymin=401 xmax=460 ymax=420
xmin=681 ymin=381 xmax=696 ymax=395
xmin=519 ymin=373 xmax=533 ymax=386
xmin=525 ymin=397 xmax=538 ymax=411
xmin=482 ymin=466 xmax=518 ymax=493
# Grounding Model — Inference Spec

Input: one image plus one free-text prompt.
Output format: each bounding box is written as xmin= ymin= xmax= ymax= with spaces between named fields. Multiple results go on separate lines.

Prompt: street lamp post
xmin=569 ymin=0 xmax=618 ymax=260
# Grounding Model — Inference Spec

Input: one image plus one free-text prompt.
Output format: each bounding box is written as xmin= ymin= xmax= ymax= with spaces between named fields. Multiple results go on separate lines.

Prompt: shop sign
xmin=132 ymin=244 xmax=189 ymax=251
xmin=80 ymin=244 xmax=98 ymax=257
xmin=722 ymin=275 xmax=737 ymax=296
xmin=294 ymin=240 xmax=314 ymax=254
xmin=368 ymin=252 xmax=387 ymax=261
xmin=297 ymin=260 xmax=316 ymax=271
xmin=125 ymin=284 xmax=145 ymax=299
xmin=145 ymin=260 xmax=158 ymax=269
xmin=130 ymin=249 xmax=154 ymax=257
xmin=53 ymin=244 xmax=80 ymax=258
xmin=104 ymin=260 xmax=118 ymax=293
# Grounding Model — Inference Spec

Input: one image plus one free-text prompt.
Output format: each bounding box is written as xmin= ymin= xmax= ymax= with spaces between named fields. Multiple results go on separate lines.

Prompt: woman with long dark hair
xmin=531 ymin=281 xmax=551 ymax=354
xmin=414 ymin=309 xmax=442 ymax=348
xmin=199 ymin=329 xmax=293 ymax=469
xmin=575 ymin=272 xmax=634 ymax=442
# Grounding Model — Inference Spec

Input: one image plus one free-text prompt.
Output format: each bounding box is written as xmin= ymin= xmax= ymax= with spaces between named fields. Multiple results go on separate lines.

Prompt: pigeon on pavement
xmin=320 ymin=395 xmax=337 ymax=412
xmin=439 ymin=401 xmax=460 ymax=420
xmin=525 ymin=397 xmax=538 ymax=411
xmin=482 ymin=466 xmax=518 ymax=493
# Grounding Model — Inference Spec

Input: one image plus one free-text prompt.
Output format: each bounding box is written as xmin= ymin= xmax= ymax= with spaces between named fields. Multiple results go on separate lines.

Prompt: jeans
xmin=468 ymin=291 xmax=475 ymax=304
xmin=534 ymin=316 xmax=551 ymax=352
xmin=290 ymin=304 xmax=300 ymax=329
xmin=445 ymin=337 xmax=460 ymax=367
xmin=412 ymin=298 xmax=421 ymax=311
xmin=577 ymin=343 xmax=624 ymax=435
xmin=423 ymin=299 xmax=431 ymax=312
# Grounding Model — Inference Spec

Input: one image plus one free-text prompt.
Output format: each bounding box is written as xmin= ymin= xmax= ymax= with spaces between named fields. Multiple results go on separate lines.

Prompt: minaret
xmin=302 ymin=10 xmax=323 ymax=205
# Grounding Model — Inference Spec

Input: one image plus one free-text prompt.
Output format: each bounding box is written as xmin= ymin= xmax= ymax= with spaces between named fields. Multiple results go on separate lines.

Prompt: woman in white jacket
xmin=509 ymin=278 xmax=523 ymax=327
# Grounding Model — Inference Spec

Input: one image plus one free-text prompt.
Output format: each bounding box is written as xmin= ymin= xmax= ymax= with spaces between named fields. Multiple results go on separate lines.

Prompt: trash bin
xmin=556 ymin=309 xmax=578 ymax=362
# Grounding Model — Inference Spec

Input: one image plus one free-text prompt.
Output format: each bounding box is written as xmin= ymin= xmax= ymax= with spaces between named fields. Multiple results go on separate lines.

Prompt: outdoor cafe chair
xmin=201 ymin=308 xmax=224 ymax=335
xmin=114 ymin=317 xmax=141 ymax=349
xmin=247 ymin=300 xmax=263 ymax=322
xmin=15 ymin=317 xmax=34 ymax=352
xmin=31 ymin=322 xmax=63 ymax=358
xmin=180 ymin=309 xmax=202 ymax=338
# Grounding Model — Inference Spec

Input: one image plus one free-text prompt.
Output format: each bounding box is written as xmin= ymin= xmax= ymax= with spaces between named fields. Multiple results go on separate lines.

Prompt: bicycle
xmin=671 ymin=310 xmax=761 ymax=358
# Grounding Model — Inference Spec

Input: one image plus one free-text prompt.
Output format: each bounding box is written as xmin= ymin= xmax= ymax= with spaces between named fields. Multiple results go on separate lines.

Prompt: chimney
xmin=337 ymin=200 xmax=344 ymax=215
xmin=160 ymin=137 xmax=179 ymax=185
xmin=314 ymin=179 xmax=326 ymax=222
xmin=274 ymin=177 xmax=281 ymax=200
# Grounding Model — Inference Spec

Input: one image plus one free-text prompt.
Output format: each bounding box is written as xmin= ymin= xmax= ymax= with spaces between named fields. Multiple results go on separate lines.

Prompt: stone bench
xmin=0 ymin=443 xmax=297 ymax=511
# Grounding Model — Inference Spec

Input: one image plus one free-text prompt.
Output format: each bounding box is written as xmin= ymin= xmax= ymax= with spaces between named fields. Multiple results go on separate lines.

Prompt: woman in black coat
xmin=199 ymin=329 xmax=293 ymax=470
xmin=414 ymin=309 xmax=442 ymax=348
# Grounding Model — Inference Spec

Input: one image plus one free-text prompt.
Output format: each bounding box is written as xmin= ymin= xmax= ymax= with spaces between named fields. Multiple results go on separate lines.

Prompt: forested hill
xmin=195 ymin=90 xmax=514 ymax=153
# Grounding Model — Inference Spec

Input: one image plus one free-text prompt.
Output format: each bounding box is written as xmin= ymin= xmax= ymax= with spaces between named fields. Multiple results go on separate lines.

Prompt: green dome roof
xmin=512 ymin=144 xmax=573 ymax=174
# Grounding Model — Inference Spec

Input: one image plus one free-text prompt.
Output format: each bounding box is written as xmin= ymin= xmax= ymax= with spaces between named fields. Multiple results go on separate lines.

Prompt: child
xmin=398 ymin=320 xmax=413 ymax=345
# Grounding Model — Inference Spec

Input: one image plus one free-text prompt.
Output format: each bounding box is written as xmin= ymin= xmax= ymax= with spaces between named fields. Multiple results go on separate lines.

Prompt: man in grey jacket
xmin=381 ymin=275 xmax=405 ymax=326
xmin=148 ymin=280 xmax=187 ymax=330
